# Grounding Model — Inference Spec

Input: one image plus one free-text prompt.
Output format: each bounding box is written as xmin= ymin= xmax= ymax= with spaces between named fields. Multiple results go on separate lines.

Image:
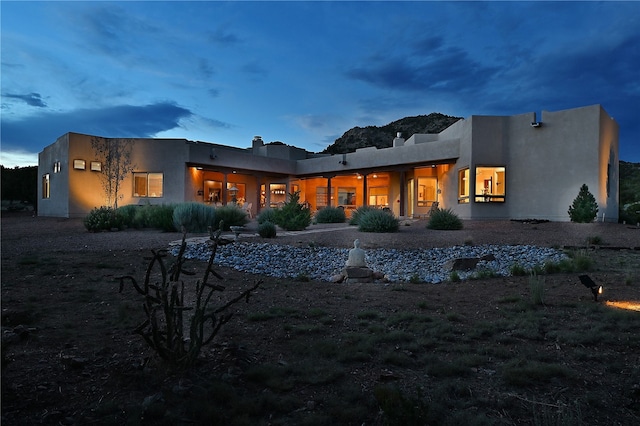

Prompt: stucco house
xmin=38 ymin=104 xmax=619 ymax=222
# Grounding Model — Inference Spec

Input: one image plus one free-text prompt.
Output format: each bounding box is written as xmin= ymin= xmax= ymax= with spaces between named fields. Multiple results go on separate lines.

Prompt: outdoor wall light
xmin=531 ymin=121 xmax=542 ymax=128
xmin=579 ymin=274 xmax=603 ymax=301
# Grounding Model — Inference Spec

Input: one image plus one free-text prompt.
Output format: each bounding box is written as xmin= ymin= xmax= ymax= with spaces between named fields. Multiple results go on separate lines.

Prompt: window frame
xmin=368 ymin=186 xmax=388 ymax=207
xmin=42 ymin=174 xmax=50 ymax=199
xmin=337 ymin=187 xmax=356 ymax=207
xmin=316 ymin=187 xmax=328 ymax=209
xmin=458 ymin=168 xmax=470 ymax=204
xmin=474 ymin=166 xmax=506 ymax=203
xmin=416 ymin=177 xmax=438 ymax=207
xmin=133 ymin=172 xmax=164 ymax=198
xmin=73 ymin=159 xmax=86 ymax=170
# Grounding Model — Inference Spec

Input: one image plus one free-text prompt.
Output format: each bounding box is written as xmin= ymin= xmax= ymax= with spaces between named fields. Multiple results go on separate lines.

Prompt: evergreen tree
xmin=568 ymin=184 xmax=598 ymax=223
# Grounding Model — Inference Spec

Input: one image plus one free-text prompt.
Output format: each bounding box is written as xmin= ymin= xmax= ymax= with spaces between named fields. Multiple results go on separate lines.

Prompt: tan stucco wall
xmin=38 ymin=105 xmax=619 ymax=221
xmin=38 ymin=133 xmax=71 ymax=217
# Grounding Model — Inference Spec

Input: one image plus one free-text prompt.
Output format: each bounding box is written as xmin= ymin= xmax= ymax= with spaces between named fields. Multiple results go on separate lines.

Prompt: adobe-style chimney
xmin=393 ymin=132 xmax=405 ymax=147
xmin=252 ymin=135 xmax=264 ymax=150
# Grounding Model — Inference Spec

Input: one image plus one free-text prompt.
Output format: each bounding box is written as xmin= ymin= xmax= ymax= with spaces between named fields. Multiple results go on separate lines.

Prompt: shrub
xmin=257 ymin=208 xmax=278 ymax=225
xmin=273 ymin=191 xmax=311 ymax=231
xmin=116 ymin=205 xmax=138 ymax=228
xmin=315 ymin=206 xmax=346 ymax=224
xmin=117 ymin=228 xmax=262 ymax=368
xmin=620 ymin=201 xmax=640 ymax=225
xmin=568 ymin=184 xmax=598 ymax=223
xmin=173 ymin=202 xmax=217 ymax=233
xmin=349 ymin=206 xmax=376 ymax=225
xmin=146 ymin=204 xmax=177 ymax=232
xmin=427 ymin=208 xmax=463 ymax=230
xmin=529 ymin=273 xmax=545 ymax=305
xmin=213 ymin=205 xmax=248 ymax=230
xmin=84 ymin=206 xmax=124 ymax=232
xmin=130 ymin=204 xmax=176 ymax=230
xmin=357 ymin=209 xmax=399 ymax=233
xmin=258 ymin=221 xmax=277 ymax=238
xmin=510 ymin=263 xmax=528 ymax=276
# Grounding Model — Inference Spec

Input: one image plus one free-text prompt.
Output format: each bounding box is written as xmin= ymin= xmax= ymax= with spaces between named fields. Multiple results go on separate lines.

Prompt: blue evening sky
xmin=2 ymin=1 xmax=639 ymax=167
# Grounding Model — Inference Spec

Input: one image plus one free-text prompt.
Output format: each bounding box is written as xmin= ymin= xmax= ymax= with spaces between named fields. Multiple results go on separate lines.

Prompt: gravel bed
xmin=173 ymin=240 xmax=568 ymax=283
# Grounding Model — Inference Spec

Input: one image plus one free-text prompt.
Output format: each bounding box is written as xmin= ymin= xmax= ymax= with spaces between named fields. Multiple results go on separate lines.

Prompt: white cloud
xmin=0 ymin=149 xmax=38 ymax=168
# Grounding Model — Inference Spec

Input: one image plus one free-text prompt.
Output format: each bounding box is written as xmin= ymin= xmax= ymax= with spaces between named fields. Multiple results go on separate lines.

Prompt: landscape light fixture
xmin=579 ymin=274 xmax=603 ymax=302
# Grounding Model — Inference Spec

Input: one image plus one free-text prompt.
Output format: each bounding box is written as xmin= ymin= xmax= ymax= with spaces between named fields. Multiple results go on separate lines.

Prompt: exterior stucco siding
xmin=37 ymin=105 xmax=619 ymax=222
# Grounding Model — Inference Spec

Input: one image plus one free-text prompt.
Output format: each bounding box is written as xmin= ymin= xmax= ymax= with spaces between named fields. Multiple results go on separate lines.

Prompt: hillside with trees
xmin=321 ymin=112 xmax=461 ymax=154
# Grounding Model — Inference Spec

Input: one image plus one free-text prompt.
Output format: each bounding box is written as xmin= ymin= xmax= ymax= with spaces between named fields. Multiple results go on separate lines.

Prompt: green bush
xmin=427 ymin=208 xmax=463 ymax=230
xmin=214 ymin=205 xmax=248 ymax=230
xmin=116 ymin=205 xmax=138 ymax=227
xmin=349 ymin=206 xmax=376 ymax=225
xmin=173 ymin=202 xmax=217 ymax=233
xmin=620 ymin=201 xmax=640 ymax=225
xmin=273 ymin=192 xmax=311 ymax=231
xmin=257 ymin=208 xmax=278 ymax=225
xmin=357 ymin=209 xmax=399 ymax=233
xmin=568 ymin=184 xmax=598 ymax=223
xmin=132 ymin=205 xmax=153 ymax=228
xmin=258 ymin=221 xmax=277 ymax=238
xmin=84 ymin=206 xmax=124 ymax=232
xmin=315 ymin=206 xmax=346 ymax=224
xmin=147 ymin=204 xmax=177 ymax=232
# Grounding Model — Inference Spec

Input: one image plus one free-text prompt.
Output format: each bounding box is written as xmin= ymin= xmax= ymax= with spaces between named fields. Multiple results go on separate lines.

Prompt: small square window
xmin=53 ymin=161 xmax=61 ymax=173
xmin=90 ymin=161 xmax=101 ymax=172
xmin=73 ymin=159 xmax=86 ymax=170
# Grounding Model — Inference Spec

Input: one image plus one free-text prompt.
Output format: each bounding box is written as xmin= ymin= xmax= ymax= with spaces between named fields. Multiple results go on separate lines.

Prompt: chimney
xmin=252 ymin=135 xmax=264 ymax=150
xmin=393 ymin=132 xmax=405 ymax=147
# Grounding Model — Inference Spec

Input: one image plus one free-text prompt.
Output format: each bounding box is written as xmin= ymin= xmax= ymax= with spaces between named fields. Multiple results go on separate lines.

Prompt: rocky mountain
xmin=321 ymin=112 xmax=462 ymax=155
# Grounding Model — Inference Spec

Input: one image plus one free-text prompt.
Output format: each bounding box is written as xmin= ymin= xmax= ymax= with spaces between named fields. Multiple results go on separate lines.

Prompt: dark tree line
xmin=1 ymin=165 xmax=37 ymax=208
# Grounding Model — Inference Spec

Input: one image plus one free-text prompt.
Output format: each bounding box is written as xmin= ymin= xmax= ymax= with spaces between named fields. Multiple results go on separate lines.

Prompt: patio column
xmin=399 ymin=170 xmax=406 ymax=217
xmin=362 ymin=175 xmax=368 ymax=206
xmin=223 ymin=174 xmax=228 ymax=205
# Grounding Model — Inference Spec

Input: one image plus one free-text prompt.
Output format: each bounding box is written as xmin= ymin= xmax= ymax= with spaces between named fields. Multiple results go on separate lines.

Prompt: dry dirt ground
xmin=2 ymin=212 xmax=640 ymax=425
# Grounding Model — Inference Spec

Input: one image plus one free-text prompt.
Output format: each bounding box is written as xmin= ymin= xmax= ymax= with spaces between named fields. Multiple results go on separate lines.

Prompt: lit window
xmin=90 ymin=161 xmax=101 ymax=172
xmin=417 ymin=177 xmax=437 ymax=207
xmin=338 ymin=187 xmax=356 ymax=207
xmin=369 ymin=186 xmax=388 ymax=207
xmin=270 ymin=183 xmax=286 ymax=207
xmin=474 ymin=166 xmax=506 ymax=203
xmin=458 ymin=168 xmax=469 ymax=203
xmin=73 ymin=159 xmax=86 ymax=170
xmin=228 ymin=182 xmax=246 ymax=204
xmin=316 ymin=187 xmax=328 ymax=209
xmin=204 ymin=180 xmax=223 ymax=203
xmin=133 ymin=172 xmax=163 ymax=198
xmin=42 ymin=174 xmax=50 ymax=199
xmin=53 ymin=162 xmax=61 ymax=173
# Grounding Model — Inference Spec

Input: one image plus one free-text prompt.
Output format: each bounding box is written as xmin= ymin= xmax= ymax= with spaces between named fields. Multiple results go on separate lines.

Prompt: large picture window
xmin=368 ymin=186 xmax=388 ymax=207
xmin=228 ymin=182 xmax=246 ymax=205
xmin=316 ymin=187 xmax=328 ymax=209
xmin=458 ymin=168 xmax=469 ymax=203
xmin=269 ymin=183 xmax=286 ymax=207
xmin=42 ymin=174 xmax=50 ymax=199
xmin=474 ymin=166 xmax=505 ymax=203
xmin=134 ymin=172 xmax=163 ymax=198
xmin=337 ymin=187 xmax=356 ymax=207
xmin=417 ymin=177 xmax=437 ymax=207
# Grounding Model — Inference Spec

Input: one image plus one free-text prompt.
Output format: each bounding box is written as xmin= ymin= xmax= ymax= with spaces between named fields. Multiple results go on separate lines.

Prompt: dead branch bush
xmin=117 ymin=223 xmax=262 ymax=368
